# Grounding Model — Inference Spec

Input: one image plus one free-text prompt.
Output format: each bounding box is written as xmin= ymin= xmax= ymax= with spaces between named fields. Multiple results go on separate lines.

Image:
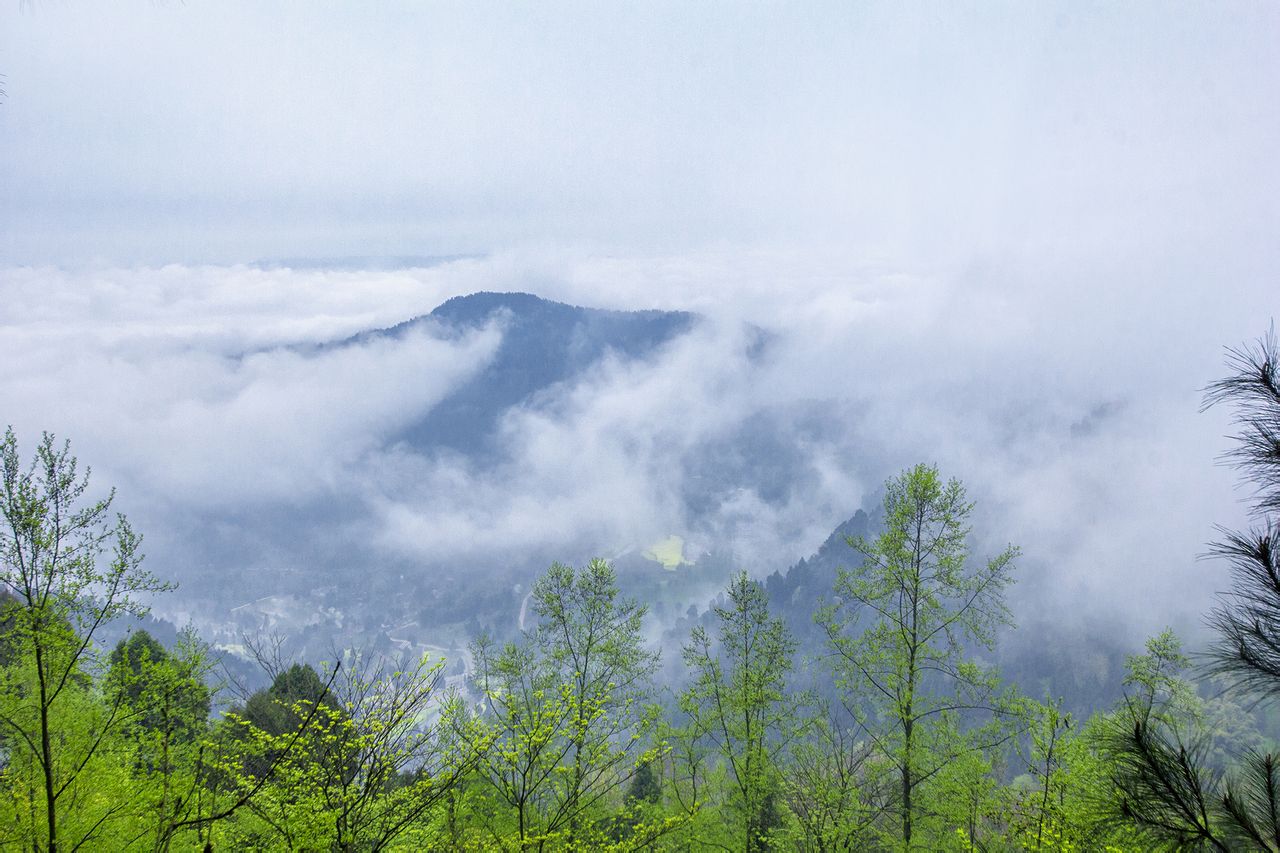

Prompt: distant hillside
xmin=347 ymin=291 xmax=698 ymax=457
xmin=765 ymin=509 xmax=872 ymax=650
xmin=758 ymin=507 xmax=1131 ymax=715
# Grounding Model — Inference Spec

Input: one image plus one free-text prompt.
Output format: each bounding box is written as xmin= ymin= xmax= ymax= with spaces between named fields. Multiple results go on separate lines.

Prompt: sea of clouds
xmin=0 ymin=246 xmax=1267 ymax=642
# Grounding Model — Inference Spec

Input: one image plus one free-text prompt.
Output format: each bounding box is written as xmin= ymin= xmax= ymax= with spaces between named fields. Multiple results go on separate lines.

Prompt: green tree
xmin=626 ymin=758 xmax=661 ymax=807
xmin=465 ymin=558 xmax=667 ymax=850
xmin=242 ymin=662 xmax=337 ymax=732
xmin=1096 ymin=329 xmax=1280 ymax=850
xmin=678 ymin=571 xmax=806 ymax=852
xmin=0 ymin=428 xmax=169 ymax=853
xmin=779 ymin=708 xmax=886 ymax=852
xmin=217 ymin=651 xmax=472 ymax=852
xmin=531 ymin=559 xmax=660 ymax=839
xmin=1098 ymin=630 xmax=1229 ymax=850
xmin=105 ymin=627 xmax=215 ymax=852
xmin=107 ymin=629 xmax=211 ymax=750
xmin=147 ymin=657 xmax=351 ymax=852
xmin=1203 ymin=328 xmax=1280 ymax=694
xmin=215 ymin=660 xmax=345 ymax=791
xmin=1001 ymin=693 xmax=1141 ymax=852
xmin=818 ymin=463 xmax=1020 ymax=851
xmin=0 ymin=652 xmax=138 ymax=850
xmin=928 ymin=746 xmax=1011 ymax=852
xmin=1013 ymin=697 xmax=1072 ymax=851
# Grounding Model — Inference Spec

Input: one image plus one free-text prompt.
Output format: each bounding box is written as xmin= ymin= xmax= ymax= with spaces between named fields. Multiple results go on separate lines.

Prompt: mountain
xmin=170 ymin=291 xmax=895 ymax=679
xmin=765 ymin=509 xmax=872 ymax=649
xmin=350 ymin=291 xmax=699 ymax=457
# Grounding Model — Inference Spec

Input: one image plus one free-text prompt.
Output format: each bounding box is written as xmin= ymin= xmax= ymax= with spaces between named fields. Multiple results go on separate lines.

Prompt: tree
xmin=104 ymin=627 xmax=215 ymax=852
xmin=678 ymin=571 xmax=807 ymax=852
xmin=818 ymin=463 xmax=1020 ymax=850
xmin=1011 ymin=697 xmax=1074 ymax=851
xmin=530 ymin=559 xmax=660 ymax=839
xmin=779 ymin=707 xmax=886 ymax=852
xmin=216 ymin=651 xmax=473 ymax=852
xmin=0 ymin=428 xmax=170 ymax=853
xmin=1097 ymin=630 xmax=1230 ymax=850
xmin=1203 ymin=327 xmax=1280 ymax=694
xmin=1096 ymin=328 xmax=1280 ymax=850
xmin=626 ymin=758 xmax=661 ymax=807
xmin=465 ymin=558 xmax=666 ymax=850
xmin=107 ymin=628 xmax=211 ymax=750
xmin=241 ymin=663 xmax=338 ymax=735
xmin=0 ymin=430 xmax=330 ymax=851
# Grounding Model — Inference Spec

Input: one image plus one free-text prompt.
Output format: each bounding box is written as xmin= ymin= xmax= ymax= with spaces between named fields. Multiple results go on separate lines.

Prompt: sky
xmin=1 ymin=2 xmax=1278 ymax=639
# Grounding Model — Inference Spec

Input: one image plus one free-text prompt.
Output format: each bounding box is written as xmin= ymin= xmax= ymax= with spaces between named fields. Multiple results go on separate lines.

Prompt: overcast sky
xmin=2 ymin=3 xmax=1278 ymax=637
xmin=3 ymin=2 xmax=1276 ymax=265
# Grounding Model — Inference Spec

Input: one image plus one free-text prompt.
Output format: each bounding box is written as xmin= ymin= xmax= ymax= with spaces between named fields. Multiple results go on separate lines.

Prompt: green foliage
xmin=245 ymin=662 xmax=337 ymax=732
xmin=1083 ymin=630 xmax=1272 ymax=851
xmin=1121 ymin=630 xmax=1197 ymax=720
xmin=677 ymin=571 xmax=807 ymax=852
xmin=627 ymin=758 xmax=661 ymax=806
xmin=1001 ymin=696 xmax=1145 ymax=852
xmin=108 ymin=628 xmax=212 ymax=750
xmin=819 ymin=463 xmax=1021 ymax=850
xmin=462 ymin=558 xmax=671 ymax=850
xmin=0 ymin=641 xmax=138 ymax=850
xmin=211 ymin=651 xmax=472 ymax=851
xmin=15 ymin=409 xmax=1280 ymax=851
xmin=1090 ymin=327 xmax=1280 ymax=850
xmin=778 ymin=710 xmax=886 ymax=852
xmin=1011 ymin=697 xmax=1074 ymax=851
xmin=106 ymin=628 xmax=215 ymax=851
xmin=0 ymin=428 xmax=171 ymax=853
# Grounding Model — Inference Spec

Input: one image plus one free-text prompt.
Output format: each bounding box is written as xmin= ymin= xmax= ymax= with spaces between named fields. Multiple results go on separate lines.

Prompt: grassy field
xmin=642 ymin=535 xmax=686 ymax=570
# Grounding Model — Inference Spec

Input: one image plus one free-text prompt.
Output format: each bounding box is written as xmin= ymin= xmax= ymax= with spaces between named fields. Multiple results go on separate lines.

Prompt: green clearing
xmin=642 ymin=534 xmax=685 ymax=570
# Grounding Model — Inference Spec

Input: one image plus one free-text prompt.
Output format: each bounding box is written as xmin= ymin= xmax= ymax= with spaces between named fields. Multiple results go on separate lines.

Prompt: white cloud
xmin=0 ymin=247 xmax=1266 ymax=646
xmin=0 ymin=246 xmax=1266 ymax=641
xmin=0 ymin=263 xmax=500 ymax=505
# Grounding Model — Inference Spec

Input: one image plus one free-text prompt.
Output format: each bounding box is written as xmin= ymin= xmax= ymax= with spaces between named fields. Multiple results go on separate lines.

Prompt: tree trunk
xmin=36 ymin=643 xmax=58 ymax=853
xmin=901 ymin=723 xmax=912 ymax=851
xmin=35 ymin=640 xmax=59 ymax=850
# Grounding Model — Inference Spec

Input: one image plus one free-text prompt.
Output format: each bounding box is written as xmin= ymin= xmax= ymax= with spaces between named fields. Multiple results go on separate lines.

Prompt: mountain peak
xmin=394 ymin=291 xmax=698 ymax=456
xmin=429 ymin=291 xmax=565 ymax=325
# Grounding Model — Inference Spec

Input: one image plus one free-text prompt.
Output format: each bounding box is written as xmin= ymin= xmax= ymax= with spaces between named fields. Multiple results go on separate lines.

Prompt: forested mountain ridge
xmin=172 ymin=291 xmax=704 ymax=642
xmin=341 ymin=291 xmax=699 ymax=457
xmin=765 ymin=508 xmax=871 ymax=649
